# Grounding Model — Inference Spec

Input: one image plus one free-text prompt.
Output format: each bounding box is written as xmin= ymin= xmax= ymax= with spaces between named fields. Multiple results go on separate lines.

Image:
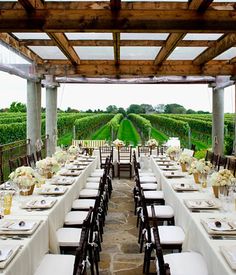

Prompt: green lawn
xmin=91 ymin=124 xmax=111 ymax=140
xmin=117 ymin=118 xmax=141 ymax=146
xmin=150 ymin=127 xmax=168 ymax=143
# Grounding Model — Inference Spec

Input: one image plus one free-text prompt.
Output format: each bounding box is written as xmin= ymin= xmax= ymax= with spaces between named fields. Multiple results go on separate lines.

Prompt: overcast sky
xmin=0 ymin=71 xmax=235 ymax=113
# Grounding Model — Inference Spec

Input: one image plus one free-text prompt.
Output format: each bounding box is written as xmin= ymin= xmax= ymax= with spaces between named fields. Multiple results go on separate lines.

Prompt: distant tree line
xmin=0 ymin=102 xmax=211 ymax=115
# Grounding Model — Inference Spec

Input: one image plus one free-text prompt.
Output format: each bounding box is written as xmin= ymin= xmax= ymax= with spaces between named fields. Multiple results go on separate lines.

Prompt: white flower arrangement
xmin=68 ymin=145 xmax=79 ymax=155
xmin=179 ymin=153 xmax=193 ymax=164
xmin=53 ymin=150 xmax=68 ymax=164
xmin=9 ymin=166 xmax=41 ymax=187
xmin=113 ymin=139 xmax=125 ymax=147
xmin=147 ymin=139 xmax=158 ymax=148
xmin=166 ymin=146 xmax=181 ymax=156
xmin=210 ymin=169 xmax=235 ymax=186
xmin=36 ymin=157 xmax=60 ymax=174
xmin=189 ymin=158 xmax=212 ymax=174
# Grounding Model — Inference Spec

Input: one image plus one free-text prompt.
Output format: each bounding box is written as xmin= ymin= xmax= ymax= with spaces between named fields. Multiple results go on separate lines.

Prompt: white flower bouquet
xmin=113 ymin=139 xmax=125 ymax=148
xmin=147 ymin=139 xmax=158 ymax=148
xmin=9 ymin=166 xmax=41 ymax=187
xmin=189 ymin=158 xmax=212 ymax=174
xmin=166 ymin=146 xmax=181 ymax=160
xmin=68 ymin=145 xmax=79 ymax=155
xmin=179 ymin=153 xmax=192 ymax=164
xmin=210 ymin=169 xmax=235 ymax=186
xmin=36 ymin=157 xmax=60 ymax=175
xmin=53 ymin=149 xmax=68 ymax=164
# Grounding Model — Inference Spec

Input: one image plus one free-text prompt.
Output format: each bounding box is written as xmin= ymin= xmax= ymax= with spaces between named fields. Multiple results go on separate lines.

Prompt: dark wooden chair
xmin=205 ymin=150 xmax=214 ymax=163
xmin=212 ymin=153 xmax=219 ymax=170
xmin=227 ymin=157 xmax=236 ymax=176
xmin=35 ymin=150 xmax=42 ymax=161
xmin=9 ymin=158 xmax=20 ymax=173
xmin=117 ymin=146 xmax=132 ymax=179
xmin=217 ymin=155 xmax=227 ymax=171
xmin=19 ymin=156 xmax=29 ymax=166
xmin=27 ymin=153 xmax=36 ymax=168
xmin=99 ymin=146 xmax=114 ymax=178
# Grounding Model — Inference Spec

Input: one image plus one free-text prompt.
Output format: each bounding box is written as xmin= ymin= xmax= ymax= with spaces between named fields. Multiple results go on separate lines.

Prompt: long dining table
xmin=150 ymin=156 xmax=236 ymax=275
xmin=0 ymin=156 xmax=98 ymax=275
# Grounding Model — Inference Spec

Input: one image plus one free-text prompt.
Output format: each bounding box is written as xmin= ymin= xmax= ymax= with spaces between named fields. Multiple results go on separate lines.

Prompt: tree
xmin=186 ymin=109 xmax=196 ymax=114
xmin=127 ymin=104 xmax=145 ymax=114
xmin=117 ymin=107 xmax=126 ymax=116
xmin=140 ymin=104 xmax=154 ymax=113
xmin=164 ymin=104 xmax=186 ymax=114
xmin=106 ymin=105 xmax=118 ymax=113
xmin=9 ymin=101 xmax=26 ymax=112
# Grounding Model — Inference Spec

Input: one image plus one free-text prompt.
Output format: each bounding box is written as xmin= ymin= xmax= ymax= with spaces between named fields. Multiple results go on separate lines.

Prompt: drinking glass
xmin=199 ymin=172 xmax=208 ymax=192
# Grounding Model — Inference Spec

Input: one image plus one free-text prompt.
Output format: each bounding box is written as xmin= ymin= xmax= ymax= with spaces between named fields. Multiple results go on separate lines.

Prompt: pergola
xmin=0 ymin=0 xmax=236 ymax=155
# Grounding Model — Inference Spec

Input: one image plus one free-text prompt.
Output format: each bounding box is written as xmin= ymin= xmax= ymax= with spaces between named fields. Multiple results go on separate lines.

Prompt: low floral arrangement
xmin=9 ymin=166 xmax=41 ymax=187
xmin=147 ymin=139 xmax=158 ymax=148
xmin=36 ymin=157 xmax=60 ymax=174
xmin=53 ymin=149 xmax=68 ymax=164
xmin=68 ymin=145 xmax=79 ymax=155
xmin=179 ymin=153 xmax=193 ymax=164
xmin=113 ymin=139 xmax=125 ymax=147
xmin=210 ymin=169 xmax=235 ymax=186
xmin=188 ymin=158 xmax=212 ymax=174
xmin=166 ymin=146 xmax=181 ymax=156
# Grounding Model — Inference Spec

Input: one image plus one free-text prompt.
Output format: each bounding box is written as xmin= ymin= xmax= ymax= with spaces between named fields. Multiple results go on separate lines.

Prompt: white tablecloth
xmin=150 ymin=156 xmax=236 ymax=275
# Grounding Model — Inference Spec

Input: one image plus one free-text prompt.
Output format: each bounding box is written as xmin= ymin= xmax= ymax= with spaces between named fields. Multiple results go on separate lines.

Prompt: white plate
xmin=0 ymin=245 xmax=21 ymax=268
xmin=184 ymin=199 xmax=219 ymax=209
xmin=160 ymin=166 xmax=179 ymax=171
xmin=173 ymin=183 xmax=198 ymax=191
xmin=50 ymin=176 xmax=75 ymax=185
xmin=163 ymin=171 xmax=185 ymax=178
xmin=38 ymin=186 xmax=67 ymax=195
xmin=221 ymin=245 xmax=236 ymax=270
xmin=23 ymin=198 xmax=57 ymax=209
xmin=0 ymin=220 xmax=41 ymax=235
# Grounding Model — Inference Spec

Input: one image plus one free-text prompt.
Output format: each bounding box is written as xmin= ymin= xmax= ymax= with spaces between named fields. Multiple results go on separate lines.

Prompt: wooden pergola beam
xmin=154 ymin=33 xmax=185 ymax=65
xmin=1 ymin=10 xmax=236 ymax=32
xmin=0 ymin=32 xmax=43 ymax=63
xmin=188 ymin=0 xmax=213 ymax=11
xmin=47 ymin=33 xmax=80 ymax=65
xmin=36 ymin=60 xmax=235 ymax=77
xmin=19 ymin=38 xmax=218 ymax=48
xmin=230 ymin=56 xmax=236 ymax=64
xmin=193 ymin=33 xmax=236 ymax=65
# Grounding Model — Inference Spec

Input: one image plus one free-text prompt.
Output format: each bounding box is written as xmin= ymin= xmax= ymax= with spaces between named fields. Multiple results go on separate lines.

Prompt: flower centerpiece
xmin=147 ymin=139 xmax=158 ymax=149
xmin=53 ymin=149 xmax=68 ymax=165
xmin=67 ymin=145 xmax=79 ymax=155
xmin=209 ymin=169 xmax=235 ymax=198
xmin=188 ymin=158 xmax=212 ymax=183
xmin=36 ymin=157 xmax=60 ymax=179
xmin=166 ymin=146 xmax=181 ymax=160
xmin=113 ymin=139 xmax=125 ymax=149
xmin=9 ymin=166 xmax=41 ymax=195
xmin=179 ymin=153 xmax=193 ymax=172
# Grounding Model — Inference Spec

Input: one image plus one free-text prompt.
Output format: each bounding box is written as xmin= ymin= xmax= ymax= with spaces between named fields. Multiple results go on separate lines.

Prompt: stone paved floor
xmin=99 ymin=179 xmax=146 ymax=275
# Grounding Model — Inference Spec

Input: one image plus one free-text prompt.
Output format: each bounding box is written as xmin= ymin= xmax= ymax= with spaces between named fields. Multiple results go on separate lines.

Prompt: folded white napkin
xmin=26 ymin=199 xmax=55 ymax=208
xmin=0 ymin=221 xmax=36 ymax=231
xmin=51 ymin=176 xmax=74 ymax=185
xmin=0 ymin=248 xmax=12 ymax=262
xmin=207 ymin=221 xmax=234 ymax=231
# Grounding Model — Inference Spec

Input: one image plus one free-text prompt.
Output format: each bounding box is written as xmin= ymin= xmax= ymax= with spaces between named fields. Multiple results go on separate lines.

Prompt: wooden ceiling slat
xmin=193 ymin=33 xmax=236 ymax=65
xmin=1 ymin=10 xmax=236 ymax=32
xmin=154 ymin=33 xmax=185 ymax=65
xmin=19 ymin=39 xmax=217 ymax=47
xmin=47 ymin=33 xmax=80 ymax=65
xmin=113 ymin=33 xmax=120 ymax=66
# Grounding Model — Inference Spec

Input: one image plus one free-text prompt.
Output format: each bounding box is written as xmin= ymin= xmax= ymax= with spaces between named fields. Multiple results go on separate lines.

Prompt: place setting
xmin=172 ymin=182 xmax=199 ymax=192
xmin=163 ymin=171 xmax=186 ymax=178
xmin=20 ymin=198 xmax=57 ymax=210
xmin=37 ymin=185 xmax=68 ymax=196
xmin=0 ymin=244 xmax=22 ymax=269
xmin=201 ymin=217 xmax=236 ymax=236
xmin=58 ymin=169 xmax=82 ymax=177
xmin=0 ymin=219 xmax=41 ymax=236
xmin=221 ymin=245 xmax=236 ymax=270
xmin=49 ymin=176 xmax=75 ymax=185
xmin=183 ymin=198 xmax=221 ymax=213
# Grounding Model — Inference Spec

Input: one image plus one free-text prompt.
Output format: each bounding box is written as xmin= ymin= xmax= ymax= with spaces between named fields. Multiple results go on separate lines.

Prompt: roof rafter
xmin=47 ymin=33 xmax=80 ymax=65
xmin=113 ymin=33 xmax=120 ymax=66
xmin=18 ymin=0 xmax=44 ymax=12
xmin=193 ymin=33 xmax=236 ymax=65
xmin=154 ymin=0 xmax=213 ymax=66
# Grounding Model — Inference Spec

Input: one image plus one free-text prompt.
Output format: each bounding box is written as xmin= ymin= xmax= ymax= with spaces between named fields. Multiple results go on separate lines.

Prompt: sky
xmin=0 ymin=71 xmax=235 ymax=113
